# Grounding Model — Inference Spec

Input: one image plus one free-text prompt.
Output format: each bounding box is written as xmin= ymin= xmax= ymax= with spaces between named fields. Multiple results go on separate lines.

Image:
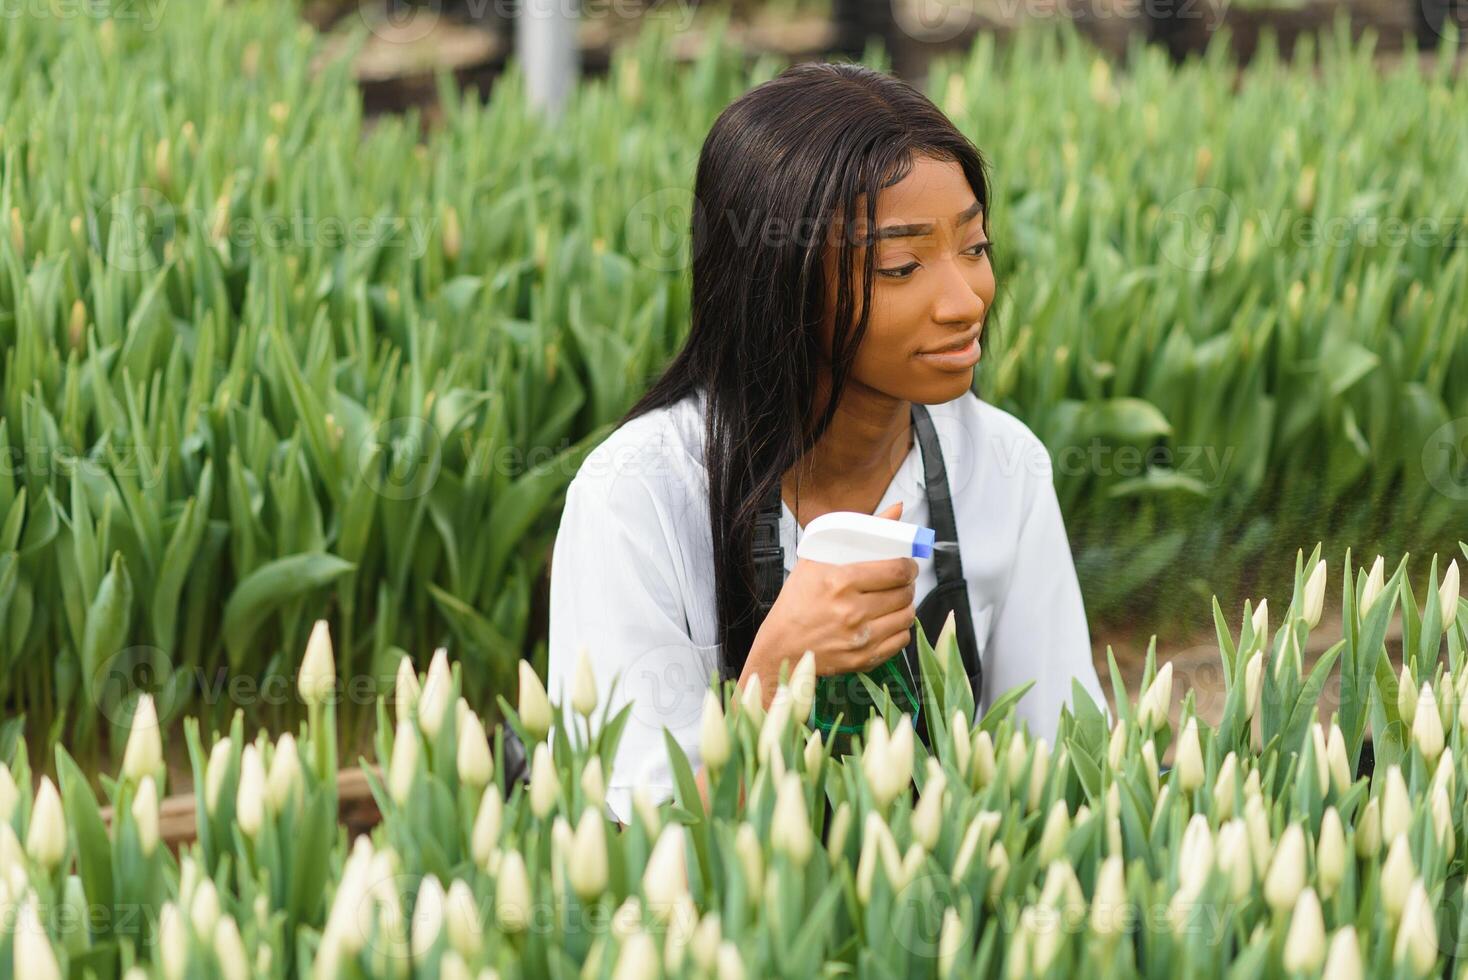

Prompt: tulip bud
xmin=1243 ymin=650 xmax=1264 ymax=721
xmin=265 ymin=734 xmax=302 ymax=815
xmin=1216 ymin=819 xmax=1253 ymax=902
xmin=1037 ymin=800 xmax=1071 ymax=865
xmin=471 ymin=787 xmax=502 ymax=867
xmin=1394 ymin=879 xmax=1438 ymax=975
xmin=803 ymin=729 xmax=824 ymax=775
xmin=643 ymin=825 xmax=689 ymax=918
xmin=581 ymin=757 xmax=606 ymax=809
xmin=1141 ymin=740 xmax=1161 ymax=799
xmin=1251 ymin=599 xmax=1270 ymax=650
xmin=1322 ymin=926 xmax=1363 ymax=980
xmin=1283 ymin=887 xmax=1326 ymax=973
xmin=771 ymin=772 xmax=813 ymax=867
xmin=568 ymin=807 xmax=609 ymax=901
xmin=971 ymin=729 xmax=996 ymax=787
xmin=1107 ymin=721 xmax=1127 ymax=771
xmin=1361 ymin=556 xmax=1386 ymax=613
xmin=1356 ymin=798 xmax=1381 ymax=858
xmin=1027 ymin=738 xmax=1050 ymax=813
xmin=236 ymin=744 xmax=266 ymax=839
xmin=388 ymin=719 xmax=419 ymax=807
xmin=529 ymin=743 xmax=558 ymax=818
xmin=16 ymin=894 xmax=62 ymax=980
xmin=632 ymin=786 xmax=662 ymax=837
xmin=788 ymin=650 xmax=816 ymax=724
xmin=204 ymin=737 xmax=232 ymax=817
xmin=738 ymin=674 xmax=764 ymax=729
xmin=457 ymin=710 xmax=493 ymax=791
xmin=826 ymin=802 xmax=853 ymax=862
xmin=614 ymin=930 xmax=659 ymax=980
xmin=1381 ymin=834 xmax=1415 ymax=922
xmin=443 ymin=879 xmax=481 ymax=958
xmin=716 ymin=940 xmax=745 ymax=980
xmin=1264 ymin=824 xmax=1306 ymax=914
xmin=1383 ymin=766 xmax=1412 ymax=842
xmin=1091 ymin=854 xmax=1127 ymax=938
xmin=700 ymin=691 xmax=730 ymax=771
xmin=190 ymin=877 xmax=221 ymax=938
xmin=951 ymin=710 xmax=972 ymax=779
xmin=986 ymin=842 xmax=1010 ymax=904
xmin=411 ymin=875 xmax=445 ymax=959
xmin=122 ymin=695 xmax=163 ymax=785
xmin=517 ymin=661 xmax=552 ymax=742
xmin=1432 ymin=784 xmax=1455 ymax=860
xmin=1213 ymin=753 xmax=1239 ymax=820
xmin=1441 ymin=560 xmax=1460 ymax=632
xmin=1175 ymin=717 xmax=1204 ymax=793
xmin=1317 ymin=807 xmax=1346 ymax=899
xmin=1413 ymin=683 xmax=1445 ymax=763
xmin=938 ymin=907 xmax=964 ymax=976
xmin=1396 ymin=663 xmax=1417 ymax=728
xmin=495 ymin=850 xmax=532 ymax=933
xmin=1303 ymin=560 xmax=1328 ymax=629
xmin=911 ymin=765 xmax=946 ymax=852
xmin=132 ymin=775 xmax=160 ymax=857
xmin=441 ymin=206 xmax=462 ymax=262
xmin=26 ymin=778 xmax=66 ymax=870
xmin=298 ymin=619 xmax=336 ymax=706
xmin=395 ymin=655 xmax=421 ymax=726
xmin=571 ymin=647 xmax=599 ymax=719
xmin=1325 ymin=724 xmax=1351 ymax=794
xmin=1137 ymin=662 xmax=1173 ymax=733
xmin=418 ymin=648 xmax=453 ymax=739
xmin=214 ymin=916 xmax=248 ymax=980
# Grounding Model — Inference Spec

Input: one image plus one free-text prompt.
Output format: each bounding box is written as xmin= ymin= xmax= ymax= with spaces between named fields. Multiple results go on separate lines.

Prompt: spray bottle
xmin=793 ymin=511 xmax=955 ymax=736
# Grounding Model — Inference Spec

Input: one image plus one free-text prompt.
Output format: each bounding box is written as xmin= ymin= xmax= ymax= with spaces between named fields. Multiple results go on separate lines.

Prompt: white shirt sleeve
xmin=545 ymin=466 xmax=718 ymax=825
xmin=982 ymin=456 xmax=1111 ymax=742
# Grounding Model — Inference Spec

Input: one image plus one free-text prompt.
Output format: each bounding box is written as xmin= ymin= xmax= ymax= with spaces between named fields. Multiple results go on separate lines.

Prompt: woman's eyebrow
xmin=872 ymin=200 xmax=983 ymax=241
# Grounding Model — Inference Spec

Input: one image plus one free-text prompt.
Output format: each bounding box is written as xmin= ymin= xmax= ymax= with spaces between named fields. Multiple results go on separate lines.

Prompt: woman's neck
xmin=783 ymin=383 xmax=913 ymax=517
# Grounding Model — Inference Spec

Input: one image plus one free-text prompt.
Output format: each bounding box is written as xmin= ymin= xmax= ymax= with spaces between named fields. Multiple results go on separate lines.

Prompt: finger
xmin=846 ymin=556 xmax=920 ymax=592
xmin=875 ymin=500 xmax=904 ymax=520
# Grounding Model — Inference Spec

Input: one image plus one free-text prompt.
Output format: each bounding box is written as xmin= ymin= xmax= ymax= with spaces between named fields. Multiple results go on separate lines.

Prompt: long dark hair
xmin=619 ymin=60 xmax=994 ymax=683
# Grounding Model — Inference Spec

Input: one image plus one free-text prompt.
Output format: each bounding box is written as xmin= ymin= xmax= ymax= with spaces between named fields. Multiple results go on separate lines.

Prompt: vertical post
xmin=517 ymin=0 xmax=580 ymax=118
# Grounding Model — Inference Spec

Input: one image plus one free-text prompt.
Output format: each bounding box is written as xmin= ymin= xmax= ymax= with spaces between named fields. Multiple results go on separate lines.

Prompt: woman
xmin=546 ymin=60 xmax=1106 ymax=824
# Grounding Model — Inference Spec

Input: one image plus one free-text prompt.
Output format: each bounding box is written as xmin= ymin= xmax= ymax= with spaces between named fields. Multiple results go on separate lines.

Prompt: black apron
xmin=751 ymin=401 xmax=984 ymax=749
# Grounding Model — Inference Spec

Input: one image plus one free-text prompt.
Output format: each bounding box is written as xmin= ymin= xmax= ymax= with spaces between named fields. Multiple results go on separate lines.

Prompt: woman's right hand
xmin=739 ymin=501 xmax=918 ymax=703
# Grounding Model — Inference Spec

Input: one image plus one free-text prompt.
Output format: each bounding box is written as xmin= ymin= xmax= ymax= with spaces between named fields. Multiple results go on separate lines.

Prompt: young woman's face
xmin=819 ymin=154 xmax=994 ymax=405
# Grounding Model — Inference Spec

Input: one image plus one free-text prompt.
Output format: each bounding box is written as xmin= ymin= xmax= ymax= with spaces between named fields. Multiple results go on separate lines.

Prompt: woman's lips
xmin=916 ymin=335 xmax=982 ymax=369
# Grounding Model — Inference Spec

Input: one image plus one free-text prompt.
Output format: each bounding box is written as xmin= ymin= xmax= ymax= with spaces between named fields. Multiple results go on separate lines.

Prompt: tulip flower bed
xmin=0 ymin=544 xmax=1460 ymax=977
xmin=0 ymin=2 xmax=1465 ymax=758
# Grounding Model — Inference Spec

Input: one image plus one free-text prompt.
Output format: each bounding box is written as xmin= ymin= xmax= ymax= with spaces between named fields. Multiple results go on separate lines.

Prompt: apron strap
xmin=910 ymin=402 xmax=963 ymax=586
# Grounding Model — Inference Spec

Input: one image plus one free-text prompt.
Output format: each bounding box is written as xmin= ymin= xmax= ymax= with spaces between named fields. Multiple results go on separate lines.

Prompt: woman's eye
xmin=880 ymin=242 xmax=991 ymax=279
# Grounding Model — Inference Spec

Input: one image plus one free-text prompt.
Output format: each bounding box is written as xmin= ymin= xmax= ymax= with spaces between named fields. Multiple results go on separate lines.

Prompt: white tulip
xmin=1137 ymin=662 xmax=1173 ymax=733
xmin=456 ymin=709 xmax=493 ymax=790
xmin=444 ymin=879 xmax=482 ymax=958
xmin=1441 ymin=560 xmax=1461 ymax=632
xmin=236 ymin=744 xmax=266 ymax=839
xmin=0 ymin=765 xmax=16 ymax=824
xmin=158 ymin=902 xmax=186 ymax=980
xmin=690 ymin=912 xmax=723 ymax=972
xmin=788 ymin=650 xmax=817 ymax=724
xmin=529 ymin=743 xmax=558 ymax=818
xmin=970 ymin=729 xmax=996 ymax=787
xmin=643 ymin=825 xmax=689 ymax=918
xmin=1317 ymin=807 xmax=1346 ymax=898
xmin=938 ymin=906 xmax=964 ymax=976
xmin=1382 ymin=833 xmax=1416 ymax=921
xmin=1303 ymin=559 xmax=1328 ymax=629
xmin=663 ymin=895 xmax=698 ymax=972
xmin=471 ymin=788 xmax=502 ymax=867
xmin=826 ymin=802 xmax=853 ymax=862
xmin=1175 ymin=717 xmax=1204 ymax=793
xmin=298 ymin=618 xmax=336 ymax=706
xmin=1213 ymin=752 xmax=1239 ymax=820
xmin=204 ymin=737 xmax=232 ymax=817
xmin=495 ymin=850 xmax=531 ymax=933
xmin=388 ymin=719 xmax=419 ymax=806
xmin=1310 ymin=723 xmax=1330 ymax=797
xmin=1263 ymin=823 xmax=1306 ymax=914
xmin=1216 ymin=819 xmax=1254 ymax=902
xmin=699 ymin=690 xmax=730 ymax=771
xmin=581 ymin=757 xmax=606 ymax=809
xmin=738 ymin=674 xmax=764 ymax=729
xmin=803 ymin=729 xmax=823 ymax=775
xmin=770 ymin=772 xmax=812 ymax=866
xmin=570 ymin=647 xmax=599 ymax=718
xmin=411 ymin=875 xmax=445 ymax=958
xmin=395 ymin=654 xmax=421 ymax=726
xmin=26 ymin=778 xmax=66 ymax=870
xmin=1413 ymin=683 xmax=1445 ymax=763
xmin=1251 ymin=599 xmax=1270 ymax=650
xmin=214 ymin=916 xmax=248 ymax=980
xmin=1090 ymin=854 xmax=1128 ymax=937
xmin=189 ymin=876 xmax=221 ymax=939
xmin=986 ymin=843 xmax=1010 ymax=904
xmin=121 ymin=694 xmax=163 ymax=785
xmin=14 ymin=891 xmax=61 ymax=980
xmin=1432 ymin=784 xmax=1456 ymax=860
xmin=1027 ymin=738 xmax=1050 ymax=813
xmin=613 ymin=930 xmax=659 ymax=980
xmin=1141 ymin=740 xmax=1161 ymax=799
xmin=1326 ymin=724 xmax=1352 ymax=794
xmin=1356 ymin=797 xmax=1381 ymax=858
xmin=418 ymin=648 xmax=454 ymax=739
xmin=569 ymin=808 xmax=608 ymax=901
xmin=1361 ymin=555 xmax=1386 ymax=613
xmin=132 ymin=776 xmax=160 ymax=857
xmin=266 ymin=733 xmax=302 ymax=814
xmin=632 ymin=786 xmax=662 ymax=837
xmin=1283 ymin=887 xmax=1326 ymax=973
xmin=1397 ymin=663 xmax=1417 ymax=727
xmin=1383 ymin=765 xmax=1412 ymax=842
xmin=1322 ymin=927 xmax=1363 ymax=980
xmin=911 ymin=764 xmax=946 ymax=852
xmin=951 ymin=710 xmax=972 ymax=779
xmin=715 ymin=940 xmax=745 ymax=980
xmin=1037 ymin=800 xmax=1071 ymax=866
xmin=1394 ymin=879 xmax=1439 ymax=975
xmin=1107 ymin=721 xmax=1128 ymax=772
xmin=517 ymin=661 xmax=552 ymax=742
xmin=734 ymin=822 xmax=764 ymax=898
xmin=757 ymin=689 xmax=791 ymax=764
xmin=1243 ymin=650 xmax=1264 ymax=722
xmin=438 ymin=953 xmax=471 ymax=980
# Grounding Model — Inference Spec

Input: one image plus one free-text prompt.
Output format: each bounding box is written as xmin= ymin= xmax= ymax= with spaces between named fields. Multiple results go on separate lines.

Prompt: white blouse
xmin=546 ymin=386 xmax=1107 ymax=823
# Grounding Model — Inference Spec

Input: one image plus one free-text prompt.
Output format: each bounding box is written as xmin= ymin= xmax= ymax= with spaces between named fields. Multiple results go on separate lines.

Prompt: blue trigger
xmin=911 ymin=526 xmax=935 ymax=558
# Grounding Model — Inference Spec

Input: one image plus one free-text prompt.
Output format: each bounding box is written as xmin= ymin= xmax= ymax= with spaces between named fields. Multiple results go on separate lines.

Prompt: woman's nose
xmin=930 ymin=256 xmax=987 ymax=325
